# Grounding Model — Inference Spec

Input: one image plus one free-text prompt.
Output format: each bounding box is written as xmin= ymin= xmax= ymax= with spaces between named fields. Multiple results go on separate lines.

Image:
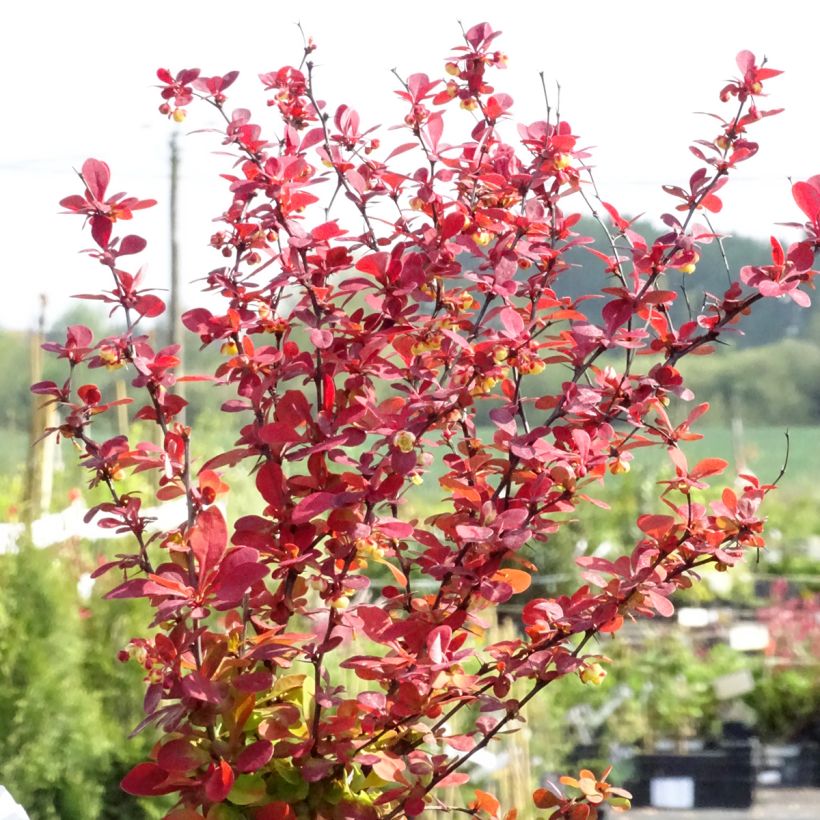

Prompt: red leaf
xmin=436 ymin=772 xmax=470 ymax=788
xmin=291 ymin=491 xmax=335 ymax=524
xmin=204 ymin=759 xmax=234 ymax=803
xmin=120 ymin=762 xmax=176 ymax=796
xmin=441 ymin=211 xmax=466 ymax=240
xmin=82 ymin=158 xmax=110 ymax=201
xmin=499 ymin=306 xmax=525 ymax=339
xmin=427 ymin=113 xmax=444 ymax=151
xmin=355 ymin=252 xmax=388 ymax=279
xmin=189 ymin=506 xmax=228 ymax=578
xmin=485 ymin=93 xmax=513 ymax=120
xmin=647 ymin=589 xmax=675 ymax=618
xmin=385 ymin=142 xmax=417 ymax=160
xmin=323 ymin=374 xmax=336 ymax=412
xmin=235 ymin=740 xmax=274 ymax=773
xmin=213 ymin=562 xmax=269 ymax=606
xmin=234 ymin=670 xmax=274 ymax=692
xmin=253 ymin=804 xmax=297 ymax=820
xmin=445 ymin=734 xmax=476 ymax=752
xmin=105 ymin=579 xmax=149 ymax=599
xmin=456 ymin=524 xmax=494 ymax=541
xmin=311 ymin=220 xmax=345 ymax=241
xmin=309 ymin=328 xmax=333 ymax=349
xmin=119 ymin=235 xmax=147 ymax=255
xmin=182 ymin=671 xmax=223 ymax=704
xmin=792 ymin=180 xmax=820 ymax=222
xmin=404 ymin=797 xmax=427 ymax=817
xmin=157 ymin=739 xmax=206 ymax=773
xmin=91 ymin=215 xmax=112 ymax=248
xmin=135 ymin=294 xmax=166 ymax=318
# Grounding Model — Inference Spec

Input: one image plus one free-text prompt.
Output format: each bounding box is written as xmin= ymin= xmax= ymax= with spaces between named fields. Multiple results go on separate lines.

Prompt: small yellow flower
xmin=98 ymin=345 xmax=124 ymax=370
xmin=393 ymin=431 xmax=416 ymax=453
xmin=471 ymin=375 xmax=498 ymax=395
xmin=411 ymin=335 xmax=442 ymax=355
xmin=553 ymin=153 xmax=571 ymax=171
xmin=356 ymin=537 xmax=385 ymax=560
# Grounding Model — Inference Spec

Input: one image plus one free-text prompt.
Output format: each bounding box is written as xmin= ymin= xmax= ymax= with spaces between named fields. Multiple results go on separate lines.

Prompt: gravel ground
xmin=627 ymin=788 xmax=820 ymax=819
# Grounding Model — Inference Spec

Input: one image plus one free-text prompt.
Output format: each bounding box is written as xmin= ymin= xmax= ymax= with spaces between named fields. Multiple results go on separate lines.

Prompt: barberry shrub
xmin=37 ymin=21 xmax=820 ymax=820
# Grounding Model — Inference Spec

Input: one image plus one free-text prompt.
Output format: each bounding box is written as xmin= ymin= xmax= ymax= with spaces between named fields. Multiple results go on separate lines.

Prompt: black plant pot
xmin=627 ymin=741 xmax=754 ymax=809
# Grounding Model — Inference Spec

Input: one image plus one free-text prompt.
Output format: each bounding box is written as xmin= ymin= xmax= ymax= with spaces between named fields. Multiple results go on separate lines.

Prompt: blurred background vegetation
xmin=2 ymin=222 xmax=820 ymax=817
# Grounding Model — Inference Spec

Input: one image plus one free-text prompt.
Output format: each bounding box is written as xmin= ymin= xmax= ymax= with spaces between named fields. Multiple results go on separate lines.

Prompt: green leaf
xmin=228 ymin=773 xmax=267 ymax=806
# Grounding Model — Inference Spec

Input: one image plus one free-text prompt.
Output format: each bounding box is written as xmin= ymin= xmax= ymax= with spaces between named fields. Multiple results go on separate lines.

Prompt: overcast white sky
xmin=2 ymin=0 xmax=817 ymax=331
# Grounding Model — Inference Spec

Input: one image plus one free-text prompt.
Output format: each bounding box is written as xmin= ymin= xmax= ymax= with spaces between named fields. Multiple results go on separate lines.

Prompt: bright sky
xmin=2 ymin=0 xmax=817 ymax=331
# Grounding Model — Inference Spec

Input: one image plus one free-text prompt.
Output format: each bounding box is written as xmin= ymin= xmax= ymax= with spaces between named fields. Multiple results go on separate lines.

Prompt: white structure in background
xmin=0 ymin=497 xmax=220 ymax=597
xmin=677 ymin=607 xmax=719 ymax=629
xmin=0 ymin=786 xmax=29 ymax=820
xmin=729 ymin=622 xmax=771 ymax=652
xmin=0 ymin=497 xmax=191 ymax=556
xmin=649 ymin=777 xmax=695 ymax=810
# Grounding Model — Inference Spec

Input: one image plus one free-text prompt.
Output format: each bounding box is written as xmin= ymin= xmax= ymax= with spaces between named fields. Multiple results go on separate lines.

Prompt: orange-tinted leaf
xmin=492 ymin=568 xmax=532 ymax=593
xmin=637 ymin=515 xmax=675 ymax=538
xmin=533 ymin=788 xmax=562 ymax=809
xmin=472 ymin=788 xmax=501 ymax=816
xmin=691 ymin=457 xmax=728 ymax=479
xmin=599 ymin=614 xmax=624 ymax=634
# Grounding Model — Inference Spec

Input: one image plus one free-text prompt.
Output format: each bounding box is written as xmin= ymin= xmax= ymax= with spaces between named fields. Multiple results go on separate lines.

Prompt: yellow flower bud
xmin=610 ymin=457 xmax=631 ymax=475
xmin=580 ymin=662 xmax=607 ymax=685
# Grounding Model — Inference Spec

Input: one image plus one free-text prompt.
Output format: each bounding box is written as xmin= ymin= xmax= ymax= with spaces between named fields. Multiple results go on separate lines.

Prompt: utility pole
xmin=24 ymin=294 xmax=56 ymax=526
xmin=168 ymin=132 xmax=186 ymax=421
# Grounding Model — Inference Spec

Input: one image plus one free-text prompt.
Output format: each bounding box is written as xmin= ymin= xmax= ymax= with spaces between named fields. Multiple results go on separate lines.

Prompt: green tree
xmin=0 ymin=543 xmax=165 ymax=819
